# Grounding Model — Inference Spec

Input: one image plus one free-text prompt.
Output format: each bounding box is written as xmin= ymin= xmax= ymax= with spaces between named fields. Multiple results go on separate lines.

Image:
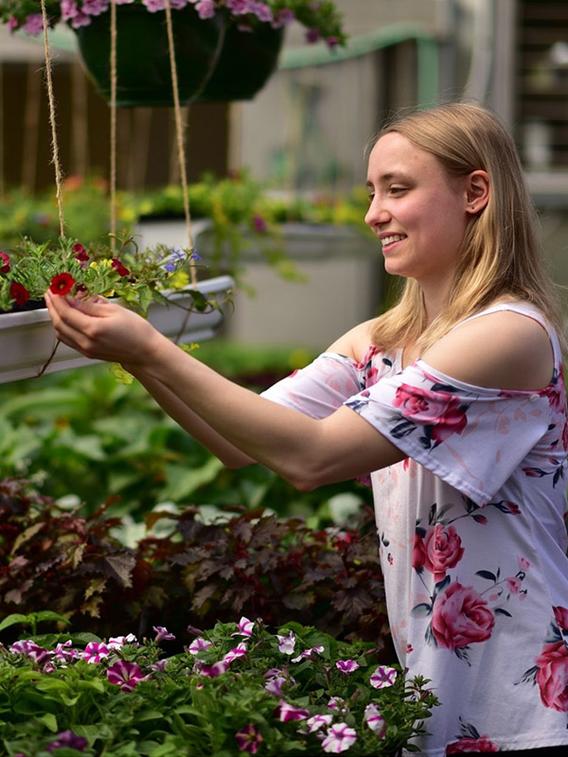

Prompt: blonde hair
xmin=370 ymin=102 xmax=566 ymax=355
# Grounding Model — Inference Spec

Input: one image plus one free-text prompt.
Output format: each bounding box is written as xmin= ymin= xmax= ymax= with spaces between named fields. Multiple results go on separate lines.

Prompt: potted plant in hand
xmin=0 ymin=0 xmax=346 ymax=106
xmin=0 ymin=235 xmax=233 ymax=383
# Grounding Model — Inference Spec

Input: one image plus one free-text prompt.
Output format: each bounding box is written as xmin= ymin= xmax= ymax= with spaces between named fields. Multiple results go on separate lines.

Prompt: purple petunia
xmin=276 ymin=700 xmax=310 ymax=722
xmin=321 ymin=722 xmax=357 ymax=753
xmin=370 ymin=665 xmax=397 ymax=689
xmin=107 ymin=660 xmax=146 ymax=692
xmin=82 ymin=641 xmax=110 ymax=664
xmin=22 ymin=13 xmax=44 ymax=35
xmin=235 ymin=723 xmax=264 ymax=754
xmin=232 ymin=616 xmax=254 ymax=638
xmin=306 ymin=713 xmax=333 ymax=733
xmin=223 ymin=642 xmax=248 ymax=665
xmin=364 ymin=703 xmax=386 ymax=736
xmin=291 ymin=644 xmax=324 ymax=663
xmin=187 ymin=636 xmax=213 ymax=655
xmin=153 ymin=625 xmax=176 ymax=643
xmin=335 ymin=659 xmax=359 ymax=674
xmin=47 ymin=731 xmax=88 ymax=752
xmin=277 ymin=630 xmax=296 ymax=655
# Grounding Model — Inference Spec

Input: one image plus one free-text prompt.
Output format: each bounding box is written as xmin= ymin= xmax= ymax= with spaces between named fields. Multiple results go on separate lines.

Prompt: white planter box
xmin=0 ymin=275 xmax=233 ymax=384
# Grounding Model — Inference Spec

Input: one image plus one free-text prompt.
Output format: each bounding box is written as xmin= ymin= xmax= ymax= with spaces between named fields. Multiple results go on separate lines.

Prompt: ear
xmin=465 ymin=170 xmax=490 ymax=215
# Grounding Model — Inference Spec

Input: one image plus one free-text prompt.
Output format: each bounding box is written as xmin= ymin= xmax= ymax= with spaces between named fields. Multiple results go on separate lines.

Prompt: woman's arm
xmin=46 ymin=293 xmax=405 ymax=490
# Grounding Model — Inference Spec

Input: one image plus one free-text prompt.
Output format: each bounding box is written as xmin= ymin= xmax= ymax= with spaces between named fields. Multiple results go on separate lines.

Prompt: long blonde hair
xmin=370 ymin=102 xmax=566 ymax=354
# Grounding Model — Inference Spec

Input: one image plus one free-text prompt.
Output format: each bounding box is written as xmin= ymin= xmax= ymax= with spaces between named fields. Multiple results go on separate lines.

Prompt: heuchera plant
xmin=0 ymin=236 xmax=215 ymax=314
xmin=0 ymin=617 xmax=438 ymax=755
xmin=0 ymin=0 xmax=347 ymax=48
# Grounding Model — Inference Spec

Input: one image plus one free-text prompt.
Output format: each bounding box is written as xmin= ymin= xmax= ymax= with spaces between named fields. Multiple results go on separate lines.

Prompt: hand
xmin=45 ymin=290 xmax=163 ymax=367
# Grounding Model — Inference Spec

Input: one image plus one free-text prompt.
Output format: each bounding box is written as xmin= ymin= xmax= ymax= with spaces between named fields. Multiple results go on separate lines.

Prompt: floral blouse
xmin=261 ymin=302 xmax=568 ymax=755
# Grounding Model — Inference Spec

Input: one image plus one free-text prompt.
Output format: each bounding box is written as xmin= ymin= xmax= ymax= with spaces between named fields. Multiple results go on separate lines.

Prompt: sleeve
xmin=343 ymin=360 xmax=552 ymax=506
xmin=260 ymin=352 xmax=362 ymax=420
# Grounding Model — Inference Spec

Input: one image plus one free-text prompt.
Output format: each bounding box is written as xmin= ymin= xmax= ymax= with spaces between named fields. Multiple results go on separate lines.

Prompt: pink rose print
xmin=446 ymin=737 xmax=499 ymax=753
xmin=554 ymin=606 xmax=568 ymax=632
xmin=412 ymin=534 xmax=426 ymax=571
xmin=535 ymin=641 xmax=568 ymax=712
xmin=432 ymin=582 xmax=495 ymax=650
xmin=393 ymin=384 xmax=467 ymax=444
xmin=422 ymin=524 xmax=464 ymax=583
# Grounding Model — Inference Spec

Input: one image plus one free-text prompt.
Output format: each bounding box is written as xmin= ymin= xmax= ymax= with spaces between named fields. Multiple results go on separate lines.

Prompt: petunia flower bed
xmin=0 ymin=236 xmax=214 ymax=315
xmin=0 ymin=618 xmax=437 ymax=755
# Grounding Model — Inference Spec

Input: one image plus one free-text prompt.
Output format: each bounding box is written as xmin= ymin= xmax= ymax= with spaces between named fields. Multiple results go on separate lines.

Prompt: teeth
xmin=381 ymin=234 xmax=406 ymax=246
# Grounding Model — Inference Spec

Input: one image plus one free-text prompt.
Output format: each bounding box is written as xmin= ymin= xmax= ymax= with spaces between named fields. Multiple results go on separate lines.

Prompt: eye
xmin=387 ymin=185 xmax=406 ymax=196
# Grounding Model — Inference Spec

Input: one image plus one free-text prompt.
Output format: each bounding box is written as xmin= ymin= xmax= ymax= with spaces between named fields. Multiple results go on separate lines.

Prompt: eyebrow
xmin=366 ymin=171 xmax=412 ymax=187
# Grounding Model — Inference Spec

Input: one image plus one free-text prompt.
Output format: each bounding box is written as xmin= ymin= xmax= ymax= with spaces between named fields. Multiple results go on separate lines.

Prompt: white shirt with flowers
xmin=261 ymin=302 xmax=568 ymax=756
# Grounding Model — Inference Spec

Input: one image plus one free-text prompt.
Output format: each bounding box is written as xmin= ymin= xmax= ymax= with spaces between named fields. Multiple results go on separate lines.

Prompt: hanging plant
xmin=0 ymin=0 xmax=347 ymax=105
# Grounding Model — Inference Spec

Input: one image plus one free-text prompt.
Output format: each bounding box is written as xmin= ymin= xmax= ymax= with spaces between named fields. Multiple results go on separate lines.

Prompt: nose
xmin=364 ymin=196 xmax=391 ymax=229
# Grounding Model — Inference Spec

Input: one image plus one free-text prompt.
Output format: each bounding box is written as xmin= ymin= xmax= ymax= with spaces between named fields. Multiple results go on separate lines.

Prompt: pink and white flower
xmin=82 ymin=641 xmax=110 ymax=664
xmin=327 ymin=696 xmax=346 ymax=711
xmin=364 ymin=703 xmax=386 ymax=736
xmin=107 ymin=660 xmax=146 ymax=692
xmin=370 ymin=665 xmax=397 ymax=689
xmin=335 ymin=659 xmax=359 ymax=674
xmin=235 ymin=723 xmax=264 ymax=754
xmin=291 ymin=645 xmax=324 ymax=663
xmin=306 ymin=713 xmax=333 ymax=733
xmin=276 ymin=700 xmax=310 ymax=722
xmin=277 ymin=631 xmax=296 ymax=655
xmin=264 ymin=673 xmax=287 ymax=697
xmin=233 ymin=616 xmax=254 ymax=638
xmin=321 ymin=722 xmax=357 ymax=753
xmin=223 ymin=642 xmax=248 ymax=665
xmin=195 ymin=660 xmax=228 ymax=677
xmin=107 ymin=634 xmax=137 ymax=650
xmin=153 ymin=625 xmax=175 ymax=642
xmin=187 ymin=637 xmax=213 ymax=655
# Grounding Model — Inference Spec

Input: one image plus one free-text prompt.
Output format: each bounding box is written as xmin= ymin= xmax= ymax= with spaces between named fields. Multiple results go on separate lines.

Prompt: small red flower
xmin=50 ymin=272 xmax=76 ymax=296
xmin=0 ymin=251 xmax=11 ymax=274
xmin=72 ymin=242 xmax=89 ymax=262
xmin=10 ymin=282 xmax=30 ymax=306
xmin=111 ymin=258 xmax=130 ymax=277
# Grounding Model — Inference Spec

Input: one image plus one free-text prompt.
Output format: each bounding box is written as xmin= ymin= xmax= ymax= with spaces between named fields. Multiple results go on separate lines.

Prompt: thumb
xmin=66 ymin=293 xmax=111 ymax=314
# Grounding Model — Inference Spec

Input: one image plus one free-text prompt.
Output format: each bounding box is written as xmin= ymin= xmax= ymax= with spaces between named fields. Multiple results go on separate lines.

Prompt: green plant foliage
xmin=0 ymin=478 xmax=389 ymax=649
xmin=0 ymin=618 xmax=436 ymax=756
xmin=0 ymin=360 xmax=372 ymax=521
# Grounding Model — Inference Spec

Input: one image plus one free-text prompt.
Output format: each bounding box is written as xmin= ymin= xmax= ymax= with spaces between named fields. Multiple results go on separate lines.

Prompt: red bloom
xmin=446 ymin=737 xmax=499 ymax=753
xmin=72 ymin=243 xmax=89 ymax=262
xmin=50 ymin=272 xmax=76 ymax=296
xmin=10 ymin=282 xmax=30 ymax=306
xmin=0 ymin=251 xmax=11 ymax=274
xmin=111 ymin=258 xmax=130 ymax=277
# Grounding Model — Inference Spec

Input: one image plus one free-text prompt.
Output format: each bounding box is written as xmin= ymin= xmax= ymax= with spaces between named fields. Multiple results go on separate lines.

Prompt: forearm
xmin=135 ymin=334 xmax=325 ymax=488
xmin=130 ymin=369 xmax=256 ymax=469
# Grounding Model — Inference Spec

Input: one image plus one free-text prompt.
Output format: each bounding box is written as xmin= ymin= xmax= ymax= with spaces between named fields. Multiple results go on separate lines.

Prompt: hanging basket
xmin=72 ymin=4 xmax=226 ymax=107
xmin=196 ymin=21 xmax=285 ymax=102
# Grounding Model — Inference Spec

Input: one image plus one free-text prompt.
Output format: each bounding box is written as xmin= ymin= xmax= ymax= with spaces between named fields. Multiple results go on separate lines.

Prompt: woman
xmin=47 ymin=103 xmax=568 ymax=756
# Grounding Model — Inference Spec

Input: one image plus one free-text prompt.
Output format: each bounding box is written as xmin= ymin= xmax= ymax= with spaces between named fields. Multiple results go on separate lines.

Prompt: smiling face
xmin=365 ymin=132 xmax=471 ymax=289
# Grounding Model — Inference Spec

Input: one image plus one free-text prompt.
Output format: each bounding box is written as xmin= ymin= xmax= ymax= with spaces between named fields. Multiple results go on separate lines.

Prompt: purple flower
xmin=10 ymin=640 xmax=52 ymax=666
xmin=335 ymin=659 xmax=359 ymax=674
xmin=305 ymin=27 xmax=320 ymax=44
xmin=277 ymin=631 xmax=296 ymax=655
xmin=70 ymin=12 xmax=92 ymax=27
xmin=22 ymin=14 xmax=44 ymax=36
xmin=142 ymin=0 xmax=166 ymax=10
xmin=61 ymin=0 xmax=79 ymax=20
xmin=187 ymin=637 xmax=213 ymax=655
xmin=276 ymin=700 xmax=310 ymax=722
xmin=327 ymin=696 xmax=346 ymax=711
xmin=82 ymin=641 xmax=110 ymax=664
xmin=196 ymin=660 xmax=227 ymax=677
xmin=235 ymin=723 xmax=264 ymax=754
xmin=7 ymin=16 xmax=18 ymax=31
xmin=250 ymin=1 xmax=272 ymax=23
xmin=291 ymin=645 xmax=324 ymax=663
xmin=370 ymin=665 xmax=397 ymax=689
xmin=153 ymin=625 xmax=176 ymax=643
xmin=322 ymin=723 xmax=357 ymax=753
xmin=107 ymin=660 xmax=146 ymax=692
xmin=252 ymin=214 xmax=268 ymax=233
xmin=326 ymin=35 xmax=340 ymax=48
xmin=226 ymin=0 xmax=253 ymax=14
xmin=364 ymin=703 xmax=386 ymax=736
xmin=222 ymin=642 xmax=248 ymax=665
xmin=107 ymin=634 xmax=137 ymax=650
xmin=47 ymin=731 xmax=87 ymax=752
xmin=82 ymin=0 xmax=109 ymax=15
xmin=264 ymin=673 xmax=287 ymax=697
xmin=272 ymin=8 xmax=294 ymax=27
xmin=54 ymin=641 xmax=80 ymax=664
xmin=307 ymin=713 xmax=333 ymax=733
xmin=195 ymin=0 xmax=216 ymax=17
xmin=233 ymin=616 xmax=254 ymax=637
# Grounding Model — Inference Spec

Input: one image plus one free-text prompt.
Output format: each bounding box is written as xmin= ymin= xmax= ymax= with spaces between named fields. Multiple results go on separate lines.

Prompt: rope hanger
xmin=39 ymin=0 xmax=198 ymax=286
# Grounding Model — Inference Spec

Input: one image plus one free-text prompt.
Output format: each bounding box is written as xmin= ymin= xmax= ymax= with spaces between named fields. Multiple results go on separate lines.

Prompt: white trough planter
xmin=0 ymin=275 xmax=233 ymax=384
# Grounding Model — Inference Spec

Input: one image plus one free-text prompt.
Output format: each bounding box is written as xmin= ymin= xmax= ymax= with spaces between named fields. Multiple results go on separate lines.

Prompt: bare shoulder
xmin=421 ymin=310 xmax=555 ymax=390
xmin=326 ymin=318 xmax=378 ymax=361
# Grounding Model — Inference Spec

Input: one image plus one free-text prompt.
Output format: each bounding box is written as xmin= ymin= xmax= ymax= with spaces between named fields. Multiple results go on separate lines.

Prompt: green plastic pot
xmin=73 ymin=4 xmax=226 ymax=107
xmin=196 ymin=21 xmax=285 ymax=101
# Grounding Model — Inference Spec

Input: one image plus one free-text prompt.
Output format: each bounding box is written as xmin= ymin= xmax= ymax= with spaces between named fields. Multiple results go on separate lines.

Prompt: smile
xmin=380 ymin=234 xmax=406 ymax=248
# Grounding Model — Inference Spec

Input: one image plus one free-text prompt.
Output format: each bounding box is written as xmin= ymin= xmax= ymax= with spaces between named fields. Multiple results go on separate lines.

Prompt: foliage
xmin=0 ymin=361 xmax=372 ymax=521
xmin=0 ymin=618 xmax=436 ymax=756
xmin=0 ymin=477 xmax=389 ymax=648
xmin=0 ymin=0 xmax=346 ymax=47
